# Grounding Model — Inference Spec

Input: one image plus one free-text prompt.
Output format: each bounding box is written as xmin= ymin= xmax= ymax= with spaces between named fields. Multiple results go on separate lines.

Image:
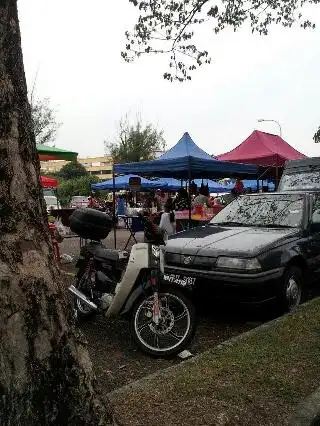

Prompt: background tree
xmin=106 ymin=115 xmax=166 ymax=163
xmin=57 ymin=160 xmax=89 ymax=180
xmin=29 ymin=93 xmax=62 ymax=145
xmin=57 ymin=175 xmax=100 ymax=206
xmin=123 ymin=0 xmax=319 ymax=139
xmin=313 ymin=127 xmax=320 ymax=143
xmin=0 ymin=2 xmax=112 ymax=423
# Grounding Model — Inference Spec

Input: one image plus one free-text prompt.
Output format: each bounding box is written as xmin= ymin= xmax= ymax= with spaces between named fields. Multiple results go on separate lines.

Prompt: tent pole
xmin=112 ymin=170 xmax=117 ymax=249
xmin=188 ymin=160 xmax=192 ymax=229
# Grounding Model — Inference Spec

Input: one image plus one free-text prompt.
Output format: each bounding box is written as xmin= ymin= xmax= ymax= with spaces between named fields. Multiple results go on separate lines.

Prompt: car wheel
xmin=280 ymin=266 xmax=304 ymax=312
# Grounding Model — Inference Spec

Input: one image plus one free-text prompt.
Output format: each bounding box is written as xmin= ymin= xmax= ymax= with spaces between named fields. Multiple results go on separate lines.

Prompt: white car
xmin=71 ymin=196 xmax=89 ymax=208
xmin=44 ymin=195 xmax=60 ymax=212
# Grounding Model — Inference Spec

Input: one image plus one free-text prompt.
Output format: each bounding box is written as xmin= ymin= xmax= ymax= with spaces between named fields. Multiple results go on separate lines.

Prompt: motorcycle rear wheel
xmin=72 ymin=275 xmax=96 ymax=322
xmin=131 ymin=287 xmax=196 ymax=357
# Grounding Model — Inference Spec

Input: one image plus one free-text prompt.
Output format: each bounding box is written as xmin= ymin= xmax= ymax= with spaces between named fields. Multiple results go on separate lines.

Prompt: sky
xmin=18 ymin=0 xmax=320 ymax=158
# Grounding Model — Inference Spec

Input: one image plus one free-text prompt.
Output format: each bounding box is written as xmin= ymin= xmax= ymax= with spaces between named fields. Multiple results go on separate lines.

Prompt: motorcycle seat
xmin=94 ymin=247 xmax=120 ymax=262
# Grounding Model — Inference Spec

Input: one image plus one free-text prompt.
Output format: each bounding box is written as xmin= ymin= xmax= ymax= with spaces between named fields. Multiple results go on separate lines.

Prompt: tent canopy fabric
xmin=153 ymin=178 xmax=182 ymax=191
xmin=91 ymin=175 xmax=164 ymax=190
xmin=218 ymin=179 xmax=275 ymax=192
xmin=159 ymin=132 xmax=213 ymax=160
xmin=40 ymin=176 xmax=58 ymax=188
xmin=216 ymin=130 xmax=306 ymax=167
xmin=155 ymin=178 xmax=231 ymax=193
xmin=243 ymin=179 xmax=275 ymax=191
xmin=37 ymin=144 xmax=78 ymax=161
xmin=114 ymin=132 xmax=258 ymax=179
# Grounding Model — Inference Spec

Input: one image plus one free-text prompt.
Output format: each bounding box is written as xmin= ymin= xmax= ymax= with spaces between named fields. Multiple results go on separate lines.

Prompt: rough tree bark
xmin=0 ymin=2 xmax=113 ymax=424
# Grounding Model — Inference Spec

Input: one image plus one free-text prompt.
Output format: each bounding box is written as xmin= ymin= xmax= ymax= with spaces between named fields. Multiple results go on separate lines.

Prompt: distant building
xmin=41 ymin=155 xmax=113 ymax=180
xmin=41 ymin=151 xmax=166 ymax=179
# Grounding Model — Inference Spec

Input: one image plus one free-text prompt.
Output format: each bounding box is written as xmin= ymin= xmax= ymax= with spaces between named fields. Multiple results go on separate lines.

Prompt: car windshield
xmin=210 ymin=194 xmax=304 ymax=228
xmin=279 ymin=171 xmax=320 ymax=191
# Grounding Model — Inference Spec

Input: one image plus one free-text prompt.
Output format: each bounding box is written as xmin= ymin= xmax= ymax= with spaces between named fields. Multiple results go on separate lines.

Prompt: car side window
xmin=312 ymin=195 xmax=320 ymax=224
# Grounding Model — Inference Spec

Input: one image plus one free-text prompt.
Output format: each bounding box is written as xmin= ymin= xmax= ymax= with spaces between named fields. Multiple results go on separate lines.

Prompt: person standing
xmin=193 ymin=187 xmax=209 ymax=207
xmin=88 ymin=192 xmax=99 ymax=208
xmin=174 ymin=188 xmax=190 ymax=211
xmin=234 ymin=177 xmax=244 ymax=195
xmin=159 ymin=199 xmax=176 ymax=239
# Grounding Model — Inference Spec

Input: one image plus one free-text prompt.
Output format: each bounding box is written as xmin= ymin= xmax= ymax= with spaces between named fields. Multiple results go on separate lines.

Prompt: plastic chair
xmin=123 ymin=216 xmax=145 ymax=250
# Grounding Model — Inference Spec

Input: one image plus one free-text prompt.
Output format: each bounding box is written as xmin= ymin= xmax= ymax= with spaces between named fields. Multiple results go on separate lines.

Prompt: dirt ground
xmin=60 ymin=230 xmax=276 ymax=394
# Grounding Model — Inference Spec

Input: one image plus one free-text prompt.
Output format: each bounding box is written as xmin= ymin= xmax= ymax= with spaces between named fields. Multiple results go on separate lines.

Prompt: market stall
xmin=216 ymin=130 xmax=306 ymax=187
xmin=114 ymin=132 xmax=258 ymax=179
xmin=40 ymin=175 xmax=58 ymax=188
xmin=111 ymin=132 xmax=259 ymax=247
xmin=37 ymin=144 xmax=78 ymax=161
xmin=154 ymin=177 xmax=232 ymax=193
xmin=91 ymin=174 xmax=164 ymax=191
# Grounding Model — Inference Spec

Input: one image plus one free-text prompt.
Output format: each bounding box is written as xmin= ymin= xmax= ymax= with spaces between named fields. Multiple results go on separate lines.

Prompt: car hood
xmin=164 ymin=225 xmax=301 ymax=258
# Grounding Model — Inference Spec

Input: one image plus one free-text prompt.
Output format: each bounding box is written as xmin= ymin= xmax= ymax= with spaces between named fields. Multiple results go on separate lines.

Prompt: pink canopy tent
xmin=216 ymin=130 xmax=306 ymax=167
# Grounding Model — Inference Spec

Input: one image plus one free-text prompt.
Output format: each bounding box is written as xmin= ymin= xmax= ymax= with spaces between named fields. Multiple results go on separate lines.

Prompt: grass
xmin=109 ymin=298 xmax=320 ymax=426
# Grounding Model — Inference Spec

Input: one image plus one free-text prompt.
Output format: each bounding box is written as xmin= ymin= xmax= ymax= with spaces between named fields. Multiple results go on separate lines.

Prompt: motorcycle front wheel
xmin=131 ymin=287 xmax=196 ymax=357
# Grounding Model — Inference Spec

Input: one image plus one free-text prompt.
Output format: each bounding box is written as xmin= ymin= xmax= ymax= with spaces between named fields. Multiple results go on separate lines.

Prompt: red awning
xmin=40 ymin=176 xmax=58 ymax=188
xmin=216 ymin=130 xmax=306 ymax=167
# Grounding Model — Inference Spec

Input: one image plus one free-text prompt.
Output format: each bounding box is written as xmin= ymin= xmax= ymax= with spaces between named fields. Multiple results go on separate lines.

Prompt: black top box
xmin=69 ymin=208 xmax=113 ymax=240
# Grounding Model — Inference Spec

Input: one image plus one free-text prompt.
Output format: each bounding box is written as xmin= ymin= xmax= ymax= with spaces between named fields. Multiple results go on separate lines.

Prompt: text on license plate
xmin=163 ymin=274 xmax=196 ymax=287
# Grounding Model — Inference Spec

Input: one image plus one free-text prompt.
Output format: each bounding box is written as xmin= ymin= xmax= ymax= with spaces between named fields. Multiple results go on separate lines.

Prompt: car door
xmin=307 ymin=193 xmax=320 ymax=279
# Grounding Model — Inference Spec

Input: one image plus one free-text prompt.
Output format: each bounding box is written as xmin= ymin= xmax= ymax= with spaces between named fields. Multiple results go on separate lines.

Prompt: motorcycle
xmin=68 ymin=208 xmax=196 ymax=357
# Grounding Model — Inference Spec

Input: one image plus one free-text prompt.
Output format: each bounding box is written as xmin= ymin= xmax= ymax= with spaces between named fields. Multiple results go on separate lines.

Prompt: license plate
xmin=163 ymin=273 xmax=196 ymax=287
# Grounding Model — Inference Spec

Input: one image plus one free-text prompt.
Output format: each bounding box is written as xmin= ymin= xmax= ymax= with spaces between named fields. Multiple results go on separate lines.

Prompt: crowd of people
xmin=84 ymin=178 xmax=253 ymax=240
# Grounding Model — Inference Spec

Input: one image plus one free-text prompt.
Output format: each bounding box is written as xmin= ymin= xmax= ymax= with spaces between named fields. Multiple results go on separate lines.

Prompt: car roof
xmin=243 ymin=191 xmax=313 ymax=196
xmin=284 ymin=157 xmax=320 ymax=170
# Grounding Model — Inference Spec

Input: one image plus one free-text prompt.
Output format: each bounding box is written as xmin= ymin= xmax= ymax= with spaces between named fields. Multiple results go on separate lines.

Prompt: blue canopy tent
xmin=113 ymin=132 xmax=258 ymax=179
xmin=194 ymin=179 xmax=231 ymax=194
xmin=111 ymin=132 xmax=258 ymax=247
xmin=153 ymin=178 xmax=182 ymax=191
xmin=218 ymin=179 xmax=276 ymax=192
xmin=91 ymin=174 xmax=163 ymax=191
xmin=155 ymin=177 xmax=231 ymax=193
xmin=243 ymin=180 xmax=275 ymax=191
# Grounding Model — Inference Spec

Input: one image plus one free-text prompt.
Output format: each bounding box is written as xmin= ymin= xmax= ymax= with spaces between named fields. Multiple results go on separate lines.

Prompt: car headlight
xmin=216 ymin=257 xmax=261 ymax=271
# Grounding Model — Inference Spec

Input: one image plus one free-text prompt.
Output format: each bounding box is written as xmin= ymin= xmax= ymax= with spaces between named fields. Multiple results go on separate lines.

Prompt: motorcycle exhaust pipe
xmin=68 ymin=285 xmax=98 ymax=310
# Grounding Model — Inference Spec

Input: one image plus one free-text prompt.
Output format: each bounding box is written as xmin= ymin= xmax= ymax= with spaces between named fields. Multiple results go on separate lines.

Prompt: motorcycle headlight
xmin=150 ymin=245 xmax=161 ymax=268
xmin=152 ymin=245 xmax=160 ymax=258
xmin=216 ymin=257 xmax=261 ymax=271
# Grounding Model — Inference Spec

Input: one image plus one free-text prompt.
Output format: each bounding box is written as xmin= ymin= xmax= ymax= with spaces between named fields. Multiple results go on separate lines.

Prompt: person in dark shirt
xmin=234 ymin=177 xmax=244 ymax=195
xmin=174 ymin=188 xmax=190 ymax=211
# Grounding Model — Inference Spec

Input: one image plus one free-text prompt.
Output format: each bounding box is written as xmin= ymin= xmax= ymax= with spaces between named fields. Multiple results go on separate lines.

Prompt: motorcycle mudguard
xmin=120 ymin=284 xmax=147 ymax=316
xmin=105 ymin=243 xmax=150 ymax=317
xmin=119 ymin=279 xmax=191 ymax=316
xmin=96 ymin=270 xmax=113 ymax=285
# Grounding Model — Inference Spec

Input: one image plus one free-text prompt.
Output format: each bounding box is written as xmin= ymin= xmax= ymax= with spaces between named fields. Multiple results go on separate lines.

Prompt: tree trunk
xmin=0 ymin=2 xmax=113 ymax=424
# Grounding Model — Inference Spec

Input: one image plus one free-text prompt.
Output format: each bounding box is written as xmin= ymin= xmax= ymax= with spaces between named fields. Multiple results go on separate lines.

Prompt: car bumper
xmin=163 ymin=266 xmax=285 ymax=304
